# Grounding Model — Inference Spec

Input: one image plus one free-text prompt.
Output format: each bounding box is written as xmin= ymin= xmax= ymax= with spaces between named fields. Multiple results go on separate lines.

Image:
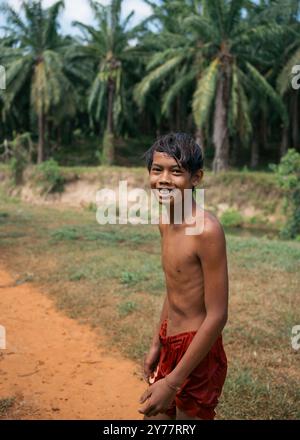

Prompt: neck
xmin=164 ymin=193 xmax=197 ymax=226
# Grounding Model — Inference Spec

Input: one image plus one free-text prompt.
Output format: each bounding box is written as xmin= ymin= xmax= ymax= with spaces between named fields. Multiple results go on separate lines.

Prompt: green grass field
xmin=0 ymin=189 xmax=299 ymax=419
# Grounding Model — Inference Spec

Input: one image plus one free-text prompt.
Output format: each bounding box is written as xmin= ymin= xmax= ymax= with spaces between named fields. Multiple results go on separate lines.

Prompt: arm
xmin=150 ymin=222 xmax=168 ymax=348
xmin=142 ymin=224 xmax=168 ymax=381
xmin=166 ymin=218 xmax=228 ymax=389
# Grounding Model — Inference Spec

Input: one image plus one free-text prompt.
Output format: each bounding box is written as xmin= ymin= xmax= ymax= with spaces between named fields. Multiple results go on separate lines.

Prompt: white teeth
xmin=158 ymin=189 xmax=173 ymax=195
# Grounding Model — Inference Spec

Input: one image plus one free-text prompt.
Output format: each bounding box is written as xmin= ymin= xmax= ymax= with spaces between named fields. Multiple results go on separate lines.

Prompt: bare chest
xmin=161 ymin=229 xmax=200 ymax=275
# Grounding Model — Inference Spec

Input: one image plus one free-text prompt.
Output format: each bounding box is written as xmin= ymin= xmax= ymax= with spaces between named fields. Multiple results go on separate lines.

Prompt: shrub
xmin=269 ymin=149 xmax=300 ymax=239
xmin=2 ymin=133 xmax=34 ymax=185
xmin=220 ymin=209 xmax=244 ymax=227
xmin=33 ymin=159 xmax=65 ymax=195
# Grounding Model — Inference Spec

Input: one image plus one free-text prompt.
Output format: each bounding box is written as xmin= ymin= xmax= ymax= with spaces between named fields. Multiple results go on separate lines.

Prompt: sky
xmin=0 ymin=0 xmax=153 ymax=36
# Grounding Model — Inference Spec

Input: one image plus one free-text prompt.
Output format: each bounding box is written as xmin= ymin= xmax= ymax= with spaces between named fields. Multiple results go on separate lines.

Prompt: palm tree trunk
xmin=103 ymin=80 xmax=115 ymax=165
xmin=176 ymin=95 xmax=181 ymax=131
xmin=292 ymin=94 xmax=299 ymax=150
xmin=37 ymin=111 xmax=45 ymax=164
xmin=212 ymin=76 xmax=230 ymax=173
xmin=250 ymin=136 xmax=259 ymax=168
xmin=260 ymin=109 xmax=268 ymax=151
xmin=107 ymin=80 xmax=115 ymax=134
xmin=195 ymin=127 xmax=205 ymax=152
xmin=280 ymin=127 xmax=289 ymax=158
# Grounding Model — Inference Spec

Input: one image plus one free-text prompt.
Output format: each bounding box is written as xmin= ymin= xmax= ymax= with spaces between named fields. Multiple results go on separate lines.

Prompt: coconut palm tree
xmin=245 ymin=0 xmax=300 ymax=162
xmin=135 ymin=0 xmax=289 ymax=172
xmin=134 ymin=0 xmax=198 ymax=135
xmin=72 ymin=0 xmax=142 ymax=165
xmin=0 ymin=0 xmax=76 ymax=163
xmin=274 ymin=1 xmax=300 ymax=155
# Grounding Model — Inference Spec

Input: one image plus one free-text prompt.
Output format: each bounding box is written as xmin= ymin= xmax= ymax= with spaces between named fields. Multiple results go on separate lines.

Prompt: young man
xmin=138 ymin=133 xmax=228 ymax=420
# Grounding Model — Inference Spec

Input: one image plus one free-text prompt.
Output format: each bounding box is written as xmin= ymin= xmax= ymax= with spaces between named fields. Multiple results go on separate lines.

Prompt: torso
xmin=161 ymin=219 xmax=207 ymax=337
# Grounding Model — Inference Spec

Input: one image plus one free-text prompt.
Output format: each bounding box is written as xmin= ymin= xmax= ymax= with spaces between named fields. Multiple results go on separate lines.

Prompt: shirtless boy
xmin=138 ymin=133 xmax=228 ymax=420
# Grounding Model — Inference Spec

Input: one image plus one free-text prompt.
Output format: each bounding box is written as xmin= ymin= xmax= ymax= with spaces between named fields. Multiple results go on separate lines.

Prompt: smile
xmin=156 ymin=188 xmax=178 ymax=199
xmin=157 ymin=188 xmax=175 ymax=196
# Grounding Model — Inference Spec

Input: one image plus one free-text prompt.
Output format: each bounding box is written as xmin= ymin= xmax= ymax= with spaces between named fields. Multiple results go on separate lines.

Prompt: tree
xmin=135 ymin=0 xmax=289 ymax=172
xmin=275 ymin=1 xmax=300 ymax=155
xmin=73 ymin=0 xmax=142 ymax=165
xmin=0 ymin=0 xmax=76 ymax=163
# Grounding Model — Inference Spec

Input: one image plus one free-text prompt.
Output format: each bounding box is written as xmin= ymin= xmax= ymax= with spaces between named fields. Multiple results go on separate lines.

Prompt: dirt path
xmin=0 ymin=263 xmax=146 ymax=419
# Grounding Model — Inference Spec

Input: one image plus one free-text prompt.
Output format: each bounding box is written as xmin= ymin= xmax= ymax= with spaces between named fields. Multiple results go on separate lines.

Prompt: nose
xmin=159 ymin=170 xmax=172 ymax=185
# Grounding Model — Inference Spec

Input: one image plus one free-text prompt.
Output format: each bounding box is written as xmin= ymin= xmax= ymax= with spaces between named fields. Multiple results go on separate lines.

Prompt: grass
xmin=0 ymin=397 xmax=16 ymax=417
xmin=0 ymin=189 xmax=299 ymax=419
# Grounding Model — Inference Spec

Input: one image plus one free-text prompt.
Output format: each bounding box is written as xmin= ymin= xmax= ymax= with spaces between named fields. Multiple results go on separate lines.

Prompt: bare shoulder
xmin=196 ymin=209 xmax=226 ymax=247
xmin=158 ymin=222 xmax=166 ymax=237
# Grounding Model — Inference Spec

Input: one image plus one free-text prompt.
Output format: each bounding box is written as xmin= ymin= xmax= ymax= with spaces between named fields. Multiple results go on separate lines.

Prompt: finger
xmin=143 ymin=370 xmax=150 ymax=383
xmin=144 ymin=366 xmax=151 ymax=378
xmin=138 ymin=403 xmax=149 ymax=415
xmin=139 ymin=402 xmax=154 ymax=416
xmin=145 ymin=406 xmax=159 ymax=417
xmin=139 ymin=389 xmax=151 ymax=404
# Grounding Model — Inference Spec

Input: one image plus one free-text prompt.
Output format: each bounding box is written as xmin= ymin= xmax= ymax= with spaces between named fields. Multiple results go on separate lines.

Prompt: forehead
xmin=152 ymin=151 xmax=182 ymax=167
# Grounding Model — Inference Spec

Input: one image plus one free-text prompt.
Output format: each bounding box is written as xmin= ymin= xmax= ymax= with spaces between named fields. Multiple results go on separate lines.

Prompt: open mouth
xmin=158 ymin=188 xmax=174 ymax=194
xmin=156 ymin=188 xmax=176 ymax=197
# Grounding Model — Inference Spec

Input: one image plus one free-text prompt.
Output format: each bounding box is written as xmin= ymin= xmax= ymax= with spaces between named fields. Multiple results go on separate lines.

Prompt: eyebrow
xmin=152 ymin=163 xmax=183 ymax=169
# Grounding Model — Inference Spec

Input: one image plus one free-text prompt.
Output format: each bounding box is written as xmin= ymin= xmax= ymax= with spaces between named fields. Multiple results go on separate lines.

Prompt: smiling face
xmin=149 ymin=151 xmax=203 ymax=206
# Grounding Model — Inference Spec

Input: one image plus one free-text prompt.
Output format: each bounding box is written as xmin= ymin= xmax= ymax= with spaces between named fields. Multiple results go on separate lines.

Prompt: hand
xmin=138 ymin=377 xmax=177 ymax=417
xmin=143 ymin=344 xmax=161 ymax=384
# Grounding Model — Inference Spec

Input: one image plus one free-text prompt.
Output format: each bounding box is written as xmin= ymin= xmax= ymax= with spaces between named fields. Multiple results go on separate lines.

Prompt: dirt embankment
xmin=0 ymin=166 xmax=285 ymax=226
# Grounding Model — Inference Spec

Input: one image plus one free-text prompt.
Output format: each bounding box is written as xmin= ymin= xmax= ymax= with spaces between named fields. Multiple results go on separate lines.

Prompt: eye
xmin=173 ymin=170 xmax=182 ymax=174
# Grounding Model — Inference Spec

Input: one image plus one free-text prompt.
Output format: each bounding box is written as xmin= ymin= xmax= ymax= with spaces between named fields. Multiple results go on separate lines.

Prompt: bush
xmin=269 ymin=149 xmax=300 ymax=239
xmin=3 ymin=133 xmax=34 ymax=185
xmin=220 ymin=209 xmax=244 ymax=227
xmin=33 ymin=159 xmax=65 ymax=195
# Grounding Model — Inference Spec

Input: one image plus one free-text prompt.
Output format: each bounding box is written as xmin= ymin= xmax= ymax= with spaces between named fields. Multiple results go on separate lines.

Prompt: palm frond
xmin=237 ymin=84 xmax=252 ymax=141
xmin=277 ymin=47 xmax=300 ymax=95
xmin=43 ymin=0 xmax=65 ymax=48
xmin=134 ymin=55 xmax=184 ymax=108
xmin=225 ymin=0 xmax=244 ymax=34
xmin=3 ymin=56 xmax=33 ymax=109
xmin=192 ymin=58 xmax=219 ymax=129
xmin=0 ymin=3 xmax=28 ymax=35
xmin=203 ymin=0 xmax=224 ymax=38
xmin=88 ymin=74 xmax=107 ymax=123
xmin=183 ymin=15 xmax=216 ymax=41
xmin=146 ymin=48 xmax=185 ymax=71
xmin=246 ymin=62 xmax=289 ymax=126
xmin=162 ymin=68 xmax=197 ymax=117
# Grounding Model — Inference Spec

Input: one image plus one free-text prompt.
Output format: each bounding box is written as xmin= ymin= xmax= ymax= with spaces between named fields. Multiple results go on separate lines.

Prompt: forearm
xmin=150 ymin=294 xmax=168 ymax=348
xmin=167 ymin=314 xmax=227 ymax=388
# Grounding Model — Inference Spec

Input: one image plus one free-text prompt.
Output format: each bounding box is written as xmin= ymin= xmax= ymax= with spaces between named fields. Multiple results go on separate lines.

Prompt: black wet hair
xmin=142 ymin=132 xmax=204 ymax=191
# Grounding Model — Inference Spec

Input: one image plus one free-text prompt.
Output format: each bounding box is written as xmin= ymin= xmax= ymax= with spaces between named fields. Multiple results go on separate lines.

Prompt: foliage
xmin=32 ymin=158 xmax=65 ymax=194
xmin=0 ymin=0 xmax=77 ymax=162
xmin=0 ymin=132 xmax=34 ymax=184
xmin=220 ymin=208 xmax=244 ymax=228
xmin=270 ymin=149 xmax=300 ymax=239
xmin=134 ymin=0 xmax=291 ymax=171
xmin=73 ymin=0 xmax=142 ymax=143
xmin=0 ymin=0 xmax=300 ymax=171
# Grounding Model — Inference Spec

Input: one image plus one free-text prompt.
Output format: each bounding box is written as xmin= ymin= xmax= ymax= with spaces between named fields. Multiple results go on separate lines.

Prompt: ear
xmin=191 ymin=169 xmax=203 ymax=188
